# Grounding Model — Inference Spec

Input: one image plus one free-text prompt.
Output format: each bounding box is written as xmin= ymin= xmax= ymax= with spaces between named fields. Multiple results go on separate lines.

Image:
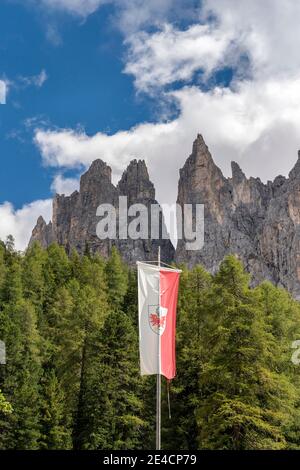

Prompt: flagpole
xmin=156 ymin=246 xmax=161 ymax=450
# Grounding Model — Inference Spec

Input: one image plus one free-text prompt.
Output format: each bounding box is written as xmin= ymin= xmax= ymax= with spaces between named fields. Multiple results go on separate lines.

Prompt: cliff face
xmin=30 ymin=134 xmax=300 ymax=298
xmin=30 ymin=159 xmax=174 ymax=263
xmin=176 ymin=134 xmax=300 ymax=299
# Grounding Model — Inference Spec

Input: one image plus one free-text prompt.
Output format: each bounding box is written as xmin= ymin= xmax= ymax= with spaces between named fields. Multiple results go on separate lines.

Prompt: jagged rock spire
xmin=30 ymin=216 xmax=54 ymax=249
xmin=231 ymin=161 xmax=246 ymax=184
xmin=30 ymin=156 xmax=174 ymax=263
xmin=117 ymin=159 xmax=155 ymax=203
xmin=288 ymin=150 xmax=300 ymax=180
xmin=190 ymin=134 xmax=215 ymax=167
xmin=80 ymin=159 xmax=112 ymax=193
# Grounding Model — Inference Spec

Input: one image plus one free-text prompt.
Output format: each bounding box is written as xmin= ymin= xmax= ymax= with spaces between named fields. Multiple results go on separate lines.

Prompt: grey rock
xmin=30 ymin=133 xmax=300 ymax=298
xmin=30 ymin=216 xmax=55 ymax=249
xmin=30 ymin=159 xmax=174 ymax=264
xmin=176 ymin=134 xmax=300 ymax=299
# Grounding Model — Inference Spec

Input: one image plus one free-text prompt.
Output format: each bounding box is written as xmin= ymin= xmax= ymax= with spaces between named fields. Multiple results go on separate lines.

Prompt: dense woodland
xmin=1 ymin=237 xmax=300 ymax=449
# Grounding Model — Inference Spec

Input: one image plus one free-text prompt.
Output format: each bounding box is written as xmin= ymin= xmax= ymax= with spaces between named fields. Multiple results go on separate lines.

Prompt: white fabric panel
xmin=137 ymin=262 xmax=160 ymax=375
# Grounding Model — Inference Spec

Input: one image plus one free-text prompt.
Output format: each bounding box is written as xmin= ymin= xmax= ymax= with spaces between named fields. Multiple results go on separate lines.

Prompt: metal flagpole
xmin=156 ymin=246 xmax=161 ymax=450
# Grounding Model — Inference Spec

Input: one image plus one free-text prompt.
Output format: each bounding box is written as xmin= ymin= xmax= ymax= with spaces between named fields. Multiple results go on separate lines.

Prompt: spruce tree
xmin=40 ymin=369 xmax=72 ymax=449
xmin=0 ymin=299 xmax=42 ymax=449
xmin=22 ymin=242 xmax=47 ymax=317
xmin=73 ymin=309 xmax=145 ymax=450
xmin=196 ymin=255 xmax=293 ymax=450
xmin=257 ymin=281 xmax=300 ymax=448
xmin=105 ymin=247 xmax=128 ymax=310
xmin=165 ymin=265 xmax=212 ymax=449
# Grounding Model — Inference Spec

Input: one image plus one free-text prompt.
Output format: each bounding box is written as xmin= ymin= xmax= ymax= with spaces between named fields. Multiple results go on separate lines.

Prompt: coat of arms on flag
xmin=148 ymin=305 xmax=168 ymax=335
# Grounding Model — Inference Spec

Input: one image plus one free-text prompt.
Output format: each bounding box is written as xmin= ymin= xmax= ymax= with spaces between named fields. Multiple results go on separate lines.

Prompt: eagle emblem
xmin=148 ymin=305 xmax=168 ymax=335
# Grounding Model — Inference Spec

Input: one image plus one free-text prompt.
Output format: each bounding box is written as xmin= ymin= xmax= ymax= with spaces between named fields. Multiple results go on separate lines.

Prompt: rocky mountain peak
xmin=30 ymin=216 xmax=54 ymax=249
xmin=80 ymin=159 xmax=112 ymax=193
xmin=36 ymin=215 xmax=47 ymax=227
xmin=176 ymin=135 xmax=300 ymax=299
xmin=30 ymin=156 xmax=174 ymax=264
xmin=180 ymin=135 xmax=223 ymax=179
xmin=231 ymin=161 xmax=246 ymax=184
xmin=190 ymin=133 xmax=214 ymax=168
xmin=123 ymin=159 xmax=149 ymax=179
xmin=288 ymin=150 xmax=300 ymax=180
xmin=178 ymin=136 xmax=228 ymax=222
xmin=192 ymin=133 xmax=207 ymax=152
xmin=117 ymin=159 xmax=155 ymax=202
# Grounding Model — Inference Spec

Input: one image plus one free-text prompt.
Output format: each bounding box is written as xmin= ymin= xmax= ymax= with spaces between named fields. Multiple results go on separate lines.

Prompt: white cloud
xmin=51 ymin=173 xmax=79 ymax=195
xmin=20 ymin=69 xmax=48 ymax=88
xmin=0 ymin=80 xmax=7 ymax=104
xmin=0 ymin=199 xmax=52 ymax=251
xmin=124 ymin=23 xmax=233 ymax=93
xmin=125 ymin=0 xmax=300 ymax=93
xmin=34 ymin=122 xmax=176 ymax=171
xmin=34 ymin=74 xmax=300 ymax=210
xmin=115 ymin=0 xmax=184 ymax=35
xmin=202 ymin=0 xmax=300 ymax=81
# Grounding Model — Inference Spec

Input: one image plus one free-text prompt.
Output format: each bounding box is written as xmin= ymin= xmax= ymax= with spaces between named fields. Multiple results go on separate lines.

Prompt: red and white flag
xmin=137 ymin=262 xmax=181 ymax=380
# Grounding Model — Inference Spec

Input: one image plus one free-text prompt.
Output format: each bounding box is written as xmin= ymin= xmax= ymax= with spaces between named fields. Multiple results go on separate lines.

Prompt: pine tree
xmin=256 ymin=281 xmax=300 ymax=448
xmin=73 ymin=309 xmax=145 ymax=450
xmin=105 ymin=247 xmax=128 ymax=310
xmin=70 ymin=281 xmax=109 ymax=448
xmin=122 ymin=268 xmax=138 ymax=327
xmin=22 ymin=242 xmax=47 ymax=315
xmin=43 ymin=243 xmax=71 ymax=312
xmin=39 ymin=369 xmax=72 ymax=449
xmin=0 ymin=299 xmax=42 ymax=449
xmin=196 ymin=255 xmax=294 ymax=450
xmin=50 ymin=261 xmax=109 ymax=447
xmin=165 ymin=265 xmax=212 ymax=449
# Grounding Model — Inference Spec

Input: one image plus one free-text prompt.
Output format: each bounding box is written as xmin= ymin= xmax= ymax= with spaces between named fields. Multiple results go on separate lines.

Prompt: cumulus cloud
xmin=0 ymin=199 xmax=52 ymax=251
xmin=125 ymin=0 xmax=300 ymax=94
xmin=0 ymin=80 xmax=7 ymax=104
xmin=202 ymin=0 xmax=300 ymax=81
xmin=124 ymin=23 xmax=234 ymax=93
xmin=51 ymin=173 xmax=79 ymax=195
xmin=34 ymin=74 xmax=300 ymax=209
xmin=34 ymin=120 xmax=178 ymax=196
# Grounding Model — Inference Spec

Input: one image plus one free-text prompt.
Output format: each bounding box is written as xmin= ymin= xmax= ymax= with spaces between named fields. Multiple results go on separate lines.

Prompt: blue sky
xmin=1 ymin=0 xmax=300 ymax=249
xmin=0 ymin=1 xmax=154 ymax=207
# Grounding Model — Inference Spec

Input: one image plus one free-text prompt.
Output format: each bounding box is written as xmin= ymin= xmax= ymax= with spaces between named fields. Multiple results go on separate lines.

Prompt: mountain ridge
xmin=30 ymin=134 xmax=300 ymax=298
